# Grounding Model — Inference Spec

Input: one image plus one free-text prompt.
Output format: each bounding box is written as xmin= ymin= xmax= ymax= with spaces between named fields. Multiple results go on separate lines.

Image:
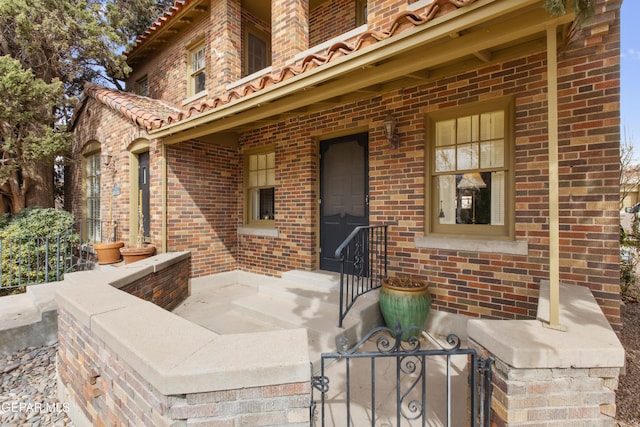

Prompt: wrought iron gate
xmin=311 ymin=325 xmax=493 ymax=427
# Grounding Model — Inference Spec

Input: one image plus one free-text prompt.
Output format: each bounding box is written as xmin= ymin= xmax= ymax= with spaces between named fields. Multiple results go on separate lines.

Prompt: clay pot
xmin=119 ymin=244 xmax=156 ymax=264
xmin=93 ymin=241 xmax=124 ymax=265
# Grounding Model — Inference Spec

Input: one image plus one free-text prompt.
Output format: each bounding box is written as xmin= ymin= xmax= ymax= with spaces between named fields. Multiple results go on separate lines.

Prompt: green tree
xmin=0 ymin=56 xmax=70 ymax=213
xmin=0 ymin=0 xmax=172 ymax=214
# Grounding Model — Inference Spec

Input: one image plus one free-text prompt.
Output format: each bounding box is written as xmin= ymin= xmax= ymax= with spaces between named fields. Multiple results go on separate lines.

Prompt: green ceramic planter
xmin=379 ymin=278 xmax=432 ymax=341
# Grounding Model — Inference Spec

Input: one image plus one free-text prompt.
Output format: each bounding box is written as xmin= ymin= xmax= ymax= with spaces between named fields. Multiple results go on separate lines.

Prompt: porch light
xmin=383 ymin=114 xmax=400 ymax=148
xmin=101 ymin=149 xmax=112 ymax=166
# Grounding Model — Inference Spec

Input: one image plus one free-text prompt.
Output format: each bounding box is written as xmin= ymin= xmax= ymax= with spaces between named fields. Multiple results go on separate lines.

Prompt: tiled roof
xmin=129 ymin=0 xmax=197 ymax=56
xmin=82 ymin=83 xmax=182 ymax=130
xmin=80 ymin=1 xmax=467 ymax=133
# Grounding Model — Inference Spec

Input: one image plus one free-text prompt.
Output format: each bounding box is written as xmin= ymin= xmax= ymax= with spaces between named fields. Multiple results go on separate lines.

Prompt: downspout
xmin=545 ymin=23 xmax=566 ymax=331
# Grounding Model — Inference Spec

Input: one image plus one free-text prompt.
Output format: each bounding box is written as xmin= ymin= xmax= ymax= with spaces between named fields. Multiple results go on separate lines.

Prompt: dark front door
xmin=138 ymin=151 xmax=150 ymax=242
xmin=320 ymin=133 xmax=368 ymax=272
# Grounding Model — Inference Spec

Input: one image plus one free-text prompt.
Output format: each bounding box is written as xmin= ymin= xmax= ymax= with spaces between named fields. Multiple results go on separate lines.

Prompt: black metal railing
xmin=334 ymin=224 xmax=390 ymax=328
xmin=0 ymin=224 xmax=94 ymax=290
xmin=311 ymin=324 xmax=494 ymax=427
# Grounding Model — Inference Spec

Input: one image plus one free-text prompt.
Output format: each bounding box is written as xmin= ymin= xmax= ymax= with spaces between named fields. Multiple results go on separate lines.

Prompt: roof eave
xmin=151 ymin=0 xmax=574 ymax=144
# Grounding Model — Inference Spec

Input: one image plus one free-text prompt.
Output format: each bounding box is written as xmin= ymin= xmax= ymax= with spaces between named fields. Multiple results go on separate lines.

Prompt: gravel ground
xmin=616 ymin=301 xmax=640 ymax=426
xmin=0 ymin=306 xmax=638 ymax=426
xmin=0 ymin=343 xmax=72 ymax=426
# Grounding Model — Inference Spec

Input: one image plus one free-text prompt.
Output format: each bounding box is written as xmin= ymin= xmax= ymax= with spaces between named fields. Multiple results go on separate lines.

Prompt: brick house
xmin=67 ymin=0 xmax=622 ymax=328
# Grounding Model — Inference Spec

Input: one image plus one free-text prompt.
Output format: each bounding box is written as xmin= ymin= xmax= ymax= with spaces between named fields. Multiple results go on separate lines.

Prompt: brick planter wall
xmin=490 ymin=361 xmax=619 ymax=426
xmin=469 ymin=283 xmax=624 ymax=426
xmin=57 ymin=308 xmax=310 ymax=426
xmin=55 ymin=252 xmax=311 ymax=427
xmin=117 ymin=256 xmax=190 ymax=311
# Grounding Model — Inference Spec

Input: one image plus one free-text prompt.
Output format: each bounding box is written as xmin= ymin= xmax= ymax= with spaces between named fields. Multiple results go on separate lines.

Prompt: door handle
xmin=365 ymin=195 xmax=369 ymax=205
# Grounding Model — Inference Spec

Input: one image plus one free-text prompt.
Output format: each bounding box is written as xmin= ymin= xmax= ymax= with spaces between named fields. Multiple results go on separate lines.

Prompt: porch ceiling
xmin=152 ymin=0 xmax=575 ymax=145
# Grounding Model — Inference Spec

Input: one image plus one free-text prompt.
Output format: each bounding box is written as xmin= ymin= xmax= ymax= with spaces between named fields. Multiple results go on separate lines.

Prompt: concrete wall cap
xmin=164 ymin=329 xmax=310 ymax=394
xmin=468 ymin=283 xmax=625 ymax=369
xmin=58 ymin=276 xmax=311 ymax=396
xmin=55 ymin=282 xmax=146 ymax=328
xmin=27 ymin=282 xmax=60 ymax=314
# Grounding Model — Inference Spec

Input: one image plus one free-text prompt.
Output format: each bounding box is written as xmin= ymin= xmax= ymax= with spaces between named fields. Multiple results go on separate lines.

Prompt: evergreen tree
xmin=0 ymin=0 xmax=172 ymax=213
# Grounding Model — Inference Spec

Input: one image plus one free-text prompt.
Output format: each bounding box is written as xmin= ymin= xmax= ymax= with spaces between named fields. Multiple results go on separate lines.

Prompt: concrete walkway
xmin=172 ymin=270 xmax=471 ymax=427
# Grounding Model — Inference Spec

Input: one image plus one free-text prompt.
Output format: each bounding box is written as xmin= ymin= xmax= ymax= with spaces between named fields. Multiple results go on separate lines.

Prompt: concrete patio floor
xmin=172 ymin=272 xmax=471 ymax=427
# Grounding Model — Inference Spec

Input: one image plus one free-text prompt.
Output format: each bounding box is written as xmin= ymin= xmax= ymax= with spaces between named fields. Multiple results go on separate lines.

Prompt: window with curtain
xmin=429 ymin=98 xmax=512 ymax=237
xmin=245 ymin=149 xmax=275 ymax=226
xmin=85 ymin=152 xmax=101 ymax=242
xmin=188 ymin=43 xmax=206 ymax=96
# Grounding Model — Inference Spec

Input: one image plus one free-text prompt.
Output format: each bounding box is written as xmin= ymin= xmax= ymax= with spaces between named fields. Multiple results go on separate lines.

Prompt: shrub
xmin=0 ymin=208 xmax=78 ymax=289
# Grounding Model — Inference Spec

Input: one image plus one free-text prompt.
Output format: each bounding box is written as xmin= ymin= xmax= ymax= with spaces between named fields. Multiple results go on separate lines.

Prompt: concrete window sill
xmin=238 ymin=227 xmax=279 ymax=238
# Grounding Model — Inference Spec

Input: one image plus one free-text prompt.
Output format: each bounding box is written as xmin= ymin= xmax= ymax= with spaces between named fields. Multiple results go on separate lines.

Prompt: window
xmin=135 ymin=75 xmax=148 ymax=97
xmin=428 ymin=98 xmax=513 ymax=238
xmin=245 ymin=149 xmax=275 ymax=226
xmin=244 ymin=26 xmax=270 ymax=77
xmin=188 ymin=43 xmax=206 ymax=96
xmin=85 ymin=151 xmax=101 ymax=242
xmin=356 ymin=0 xmax=368 ymax=26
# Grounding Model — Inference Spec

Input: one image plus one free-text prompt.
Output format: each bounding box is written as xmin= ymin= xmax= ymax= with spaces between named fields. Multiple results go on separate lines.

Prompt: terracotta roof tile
xmin=129 ymin=0 xmax=196 ymax=56
xmin=82 ymin=82 xmax=182 ymax=130
xmin=82 ymin=1 xmax=471 ymax=133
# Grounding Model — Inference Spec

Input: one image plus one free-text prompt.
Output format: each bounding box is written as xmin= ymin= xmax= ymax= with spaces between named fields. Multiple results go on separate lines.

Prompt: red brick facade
xmin=70 ymin=0 xmax=622 ymax=327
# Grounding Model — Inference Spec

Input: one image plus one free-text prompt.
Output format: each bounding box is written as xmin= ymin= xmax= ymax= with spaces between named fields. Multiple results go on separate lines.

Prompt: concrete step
xmin=233 ymin=275 xmax=383 ymax=366
xmin=173 ymin=270 xmax=384 ymax=370
xmin=280 ymin=270 xmax=340 ymax=289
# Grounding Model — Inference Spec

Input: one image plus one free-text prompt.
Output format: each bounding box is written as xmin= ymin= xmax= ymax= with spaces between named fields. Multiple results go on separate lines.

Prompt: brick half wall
xmin=55 ymin=254 xmax=311 ymax=426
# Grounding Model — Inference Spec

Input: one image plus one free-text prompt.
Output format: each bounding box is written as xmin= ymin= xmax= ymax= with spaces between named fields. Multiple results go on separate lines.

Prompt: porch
xmin=1 ymin=250 xmax=624 ymax=425
xmin=172 ymin=269 xmax=475 ymax=427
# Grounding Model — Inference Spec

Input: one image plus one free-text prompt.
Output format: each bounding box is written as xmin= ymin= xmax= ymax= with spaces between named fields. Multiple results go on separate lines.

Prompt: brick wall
xmin=57 ymin=308 xmax=310 ymax=426
xmin=125 ymin=0 xmax=392 ymax=103
xmin=272 ymin=0 xmax=309 ymax=70
xmin=71 ymin=1 xmax=621 ymax=328
xmin=209 ymin=0 xmax=242 ymax=90
xmin=69 ymin=97 xmax=162 ymax=246
xmin=309 ymin=0 xmax=356 ymax=46
xmin=117 ymin=257 xmax=190 ymax=311
xmin=490 ymin=360 xmax=619 ymax=426
xmin=166 ymin=141 xmax=238 ymax=277
xmin=230 ymin=2 xmax=620 ymax=326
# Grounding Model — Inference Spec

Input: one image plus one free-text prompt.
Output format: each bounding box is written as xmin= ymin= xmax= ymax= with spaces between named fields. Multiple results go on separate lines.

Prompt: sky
xmin=621 ymin=0 xmax=640 ymax=154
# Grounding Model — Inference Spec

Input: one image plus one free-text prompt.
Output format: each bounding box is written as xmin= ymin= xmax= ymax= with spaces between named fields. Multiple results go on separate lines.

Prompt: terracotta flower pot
xmin=119 ymin=244 xmax=156 ymax=264
xmin=379 ymin=277 xmax=432 ymax=341
xmin=93 ymin=241 xmax=124 ymax=265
